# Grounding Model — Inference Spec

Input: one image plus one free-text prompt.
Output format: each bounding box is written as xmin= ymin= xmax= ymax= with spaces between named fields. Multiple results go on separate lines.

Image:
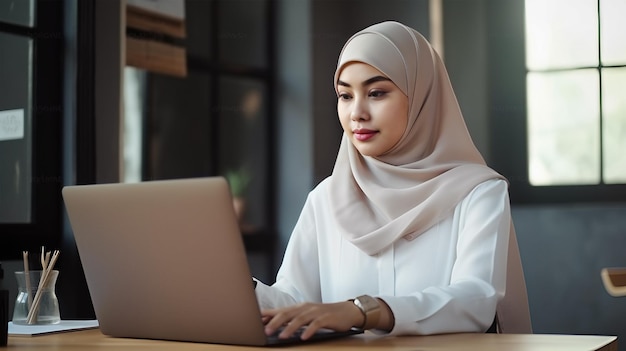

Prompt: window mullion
xmin=597 ymin=0 xmax=604 ymax=184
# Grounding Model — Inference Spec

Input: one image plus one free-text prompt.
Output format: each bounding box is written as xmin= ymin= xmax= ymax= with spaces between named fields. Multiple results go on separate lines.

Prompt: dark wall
xmin=514 ymin=205 xmax=626 ymax=339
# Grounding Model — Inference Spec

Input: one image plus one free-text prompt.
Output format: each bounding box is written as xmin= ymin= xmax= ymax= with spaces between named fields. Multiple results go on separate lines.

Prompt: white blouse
xmin=255 ymin=178 xmax=511 ymax=335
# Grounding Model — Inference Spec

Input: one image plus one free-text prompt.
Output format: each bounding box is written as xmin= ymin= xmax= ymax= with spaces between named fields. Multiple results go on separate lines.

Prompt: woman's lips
xmin=353 ymin=129 xmax=377 ymax=141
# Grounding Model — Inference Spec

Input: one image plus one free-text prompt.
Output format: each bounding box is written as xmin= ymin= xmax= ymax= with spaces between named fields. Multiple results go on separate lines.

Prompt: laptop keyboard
xmin=266 ymin=327 xmax=363 ymax=345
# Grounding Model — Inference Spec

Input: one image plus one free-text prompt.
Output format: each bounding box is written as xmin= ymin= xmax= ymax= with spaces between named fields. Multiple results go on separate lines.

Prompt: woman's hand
xmin=261 ymin=301 xmax=364 ymax=340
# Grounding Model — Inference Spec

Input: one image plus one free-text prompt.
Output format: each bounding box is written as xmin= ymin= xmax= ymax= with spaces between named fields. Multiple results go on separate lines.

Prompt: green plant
xmin=225 ymin=167 xmax=251 ymax=197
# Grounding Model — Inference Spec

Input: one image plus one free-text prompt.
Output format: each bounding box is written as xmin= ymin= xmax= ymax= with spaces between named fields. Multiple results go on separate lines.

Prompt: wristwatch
xmin=351 ymin=295 xmax=381 ymax=330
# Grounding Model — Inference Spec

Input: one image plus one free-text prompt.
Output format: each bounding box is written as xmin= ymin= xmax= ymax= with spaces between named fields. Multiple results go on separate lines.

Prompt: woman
xmin=255 ymin=21 xmax=530 ymax=340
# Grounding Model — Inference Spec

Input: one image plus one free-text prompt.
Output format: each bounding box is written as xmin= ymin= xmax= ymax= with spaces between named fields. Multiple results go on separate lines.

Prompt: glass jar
xmin=13 ymin=270 xmax=60 ymax=325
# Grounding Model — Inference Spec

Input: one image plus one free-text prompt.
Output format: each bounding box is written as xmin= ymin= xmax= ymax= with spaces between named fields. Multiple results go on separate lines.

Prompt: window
xmin=126 ymin=0 xmax=275 ymax=233
xmin=0 ymin=0 xmax=63 ymax=258
xmin=123 ymin=0 xmax=277 ymax=278
xmin=525 ymin=0 xmax=626 ymax=186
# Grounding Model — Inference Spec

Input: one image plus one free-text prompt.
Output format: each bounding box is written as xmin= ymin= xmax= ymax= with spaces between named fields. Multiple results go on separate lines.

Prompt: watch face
xmin=354 ymin=295 xmax=381 ymax=330
xmin=356 ymin=295 xmax=380 ymax=312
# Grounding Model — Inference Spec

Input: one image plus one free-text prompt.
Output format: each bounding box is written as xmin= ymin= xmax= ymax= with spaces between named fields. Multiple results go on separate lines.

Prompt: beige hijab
xmin=328 ymin=21 xmax=505 ymax=256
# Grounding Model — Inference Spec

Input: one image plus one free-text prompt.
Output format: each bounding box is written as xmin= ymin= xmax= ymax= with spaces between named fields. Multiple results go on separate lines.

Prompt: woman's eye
xmin=369 ymin=90 xmax=387 ymax=98
xmin=338 ymin=93 xmax=351 ymax=100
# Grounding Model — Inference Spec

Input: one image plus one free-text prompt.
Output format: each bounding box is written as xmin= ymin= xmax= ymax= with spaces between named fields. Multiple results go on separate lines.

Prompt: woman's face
xmin=336 ymin=62 xmax=409 ymax=158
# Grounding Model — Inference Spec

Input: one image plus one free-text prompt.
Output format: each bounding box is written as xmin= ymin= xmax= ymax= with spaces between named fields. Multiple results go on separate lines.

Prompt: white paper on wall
xmin=0 ymin=109 xmax=24 ymax=141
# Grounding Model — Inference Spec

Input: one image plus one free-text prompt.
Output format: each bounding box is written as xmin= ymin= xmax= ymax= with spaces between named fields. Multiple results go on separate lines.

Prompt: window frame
xmin=140 ymin=0 xmax=277 ymax=231
xmin=524 ymin=0 xmax=626 ymax=189
xmin=0 ymin=0 xmax=64 ymax=259
xmin=486 ymin=0 xmax=626 ymax=204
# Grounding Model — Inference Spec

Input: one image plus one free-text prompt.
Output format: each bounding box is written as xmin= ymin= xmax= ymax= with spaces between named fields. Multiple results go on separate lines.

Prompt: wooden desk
xmin=5 ymin=329 xmax=617 ymax=351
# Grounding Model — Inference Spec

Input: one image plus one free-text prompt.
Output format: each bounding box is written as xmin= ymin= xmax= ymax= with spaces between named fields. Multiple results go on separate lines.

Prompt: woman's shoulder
xmin=462 ymin=178 xmax=510 ymax=205
xmin=474 ymin=178 xmax=508 ymax=191
xmin=299 ymin=177 xmax=333 ymax=207
xmin=308 ymin=176 xmax=333 ymax=194
xmin=309 ymin=176 xmax=507 ymax=196
xmin=305 ymin=176 xmax=508 ymax=206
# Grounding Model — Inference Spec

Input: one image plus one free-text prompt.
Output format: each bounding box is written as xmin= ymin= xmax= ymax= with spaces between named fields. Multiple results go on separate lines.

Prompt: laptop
xmin=62 ymin=177 xmax=362 ymax=346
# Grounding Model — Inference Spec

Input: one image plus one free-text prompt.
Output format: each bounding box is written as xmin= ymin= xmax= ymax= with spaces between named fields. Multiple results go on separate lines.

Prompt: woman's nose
xmin=350 ymin=100 xmax=369 ymax=121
